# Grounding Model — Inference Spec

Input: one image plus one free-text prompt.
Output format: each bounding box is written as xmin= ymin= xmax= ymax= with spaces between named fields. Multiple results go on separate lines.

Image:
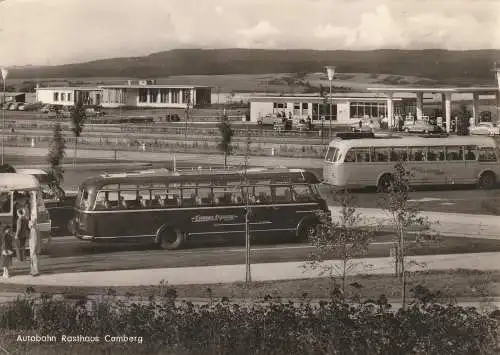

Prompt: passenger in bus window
xmin=119 ymin=196 xmax=128 ymax=209
xmin=344 ymin=150 xmax=356 ymax=163
xmin=465 ymin=147 xmax=476 ymax=160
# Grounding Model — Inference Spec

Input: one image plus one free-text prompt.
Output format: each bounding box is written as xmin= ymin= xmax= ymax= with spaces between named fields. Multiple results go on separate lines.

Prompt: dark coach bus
xmin=70 ymin=167 xmax=328 ymax=249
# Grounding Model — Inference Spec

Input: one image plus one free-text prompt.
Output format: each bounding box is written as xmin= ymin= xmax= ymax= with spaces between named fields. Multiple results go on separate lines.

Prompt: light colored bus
xmin=323 ymin=135 xmax=500 ymax=191
xmin=0 ymin=173 xmax=52 ymax=248
xmin=70 ymin=167 xmax=328 ymax=249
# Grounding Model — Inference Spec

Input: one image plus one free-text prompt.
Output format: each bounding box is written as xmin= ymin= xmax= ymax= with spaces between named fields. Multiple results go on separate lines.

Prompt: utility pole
xmin=325 ymin=66 xmax=336 ymax=140
xmin=184 ymin=94 xmax=190 ymax=151
xmin=243 ymin=123 xmax=252 ymax=287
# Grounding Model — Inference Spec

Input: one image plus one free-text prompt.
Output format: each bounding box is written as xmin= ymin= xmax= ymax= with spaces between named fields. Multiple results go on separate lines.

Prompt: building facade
xmin=250 ymin=94 xmax=404 ymax=124
xmin=35 ymin=82 xmax=212 ymax=109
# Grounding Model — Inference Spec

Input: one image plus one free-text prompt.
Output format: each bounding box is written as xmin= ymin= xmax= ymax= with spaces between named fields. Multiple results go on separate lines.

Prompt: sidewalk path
xmin=329 ymin=207 xmax=500 ymax=239
xmin=2 ymin=252 xmax=500 ymax=287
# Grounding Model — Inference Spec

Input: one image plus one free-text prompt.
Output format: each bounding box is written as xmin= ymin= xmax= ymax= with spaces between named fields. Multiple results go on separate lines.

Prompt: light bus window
xmin=344 ymin=149 xmax=356 ymax=163
xmin=151 ymin=187 xmax=170 ymax=208
xmin=372 ymin=148 xmax=389 ymax=162
xmin=0 ymin=192 xmax=11 ymax=214
xmin=212 ymin=186 xmax=232 ymax=205
xmin=325 ymin=147 xmax=338 ymax=162
xmin=478 ymin=147 xmax=497 ymax=162
xmin=465 ymin=146 xmax=477 ymax=161
xmin=427 ymin=147 xmax=444 ymax=161
xmin=354 ymin=148 xmax=370 ymax=163
xmin=445 ymin=146 xmax=463 ymax=161
xmin=390 ymin=147 xmax=408 ymax=162
xmin=292 ymin=184 xmax=314 ymax=202
xmin=249 ymin=185 xmax=271 ymax=204
xmin=409 ymin=147 xmax=426 ymax=162
xmin=273 ymin=185 xmax=292 ymax=203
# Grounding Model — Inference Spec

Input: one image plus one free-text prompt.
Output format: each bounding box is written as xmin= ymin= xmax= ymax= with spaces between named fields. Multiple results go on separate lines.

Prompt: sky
xmin=0 ymin=0 xmax=499 ymax=66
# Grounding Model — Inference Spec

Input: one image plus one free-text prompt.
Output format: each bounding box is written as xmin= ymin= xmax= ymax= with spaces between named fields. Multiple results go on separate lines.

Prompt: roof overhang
xmin=367 ymin=86 xmax=499 ymax=94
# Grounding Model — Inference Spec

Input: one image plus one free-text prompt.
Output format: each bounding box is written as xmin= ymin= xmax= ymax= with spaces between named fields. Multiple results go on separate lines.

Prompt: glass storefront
xmin=350 ymin=102 xmax=387 ymax=119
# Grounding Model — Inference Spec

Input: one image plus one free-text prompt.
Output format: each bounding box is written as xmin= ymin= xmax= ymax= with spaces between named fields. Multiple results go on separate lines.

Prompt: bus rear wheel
xmin=298 ymin=222 xmax=317 ymax=242
xmin=478 ymin=171 xmax=496 ymax=189
xmin=377 ymin=174 xmax=393 ymax=193
xmin=158 ymin=227 xmax=184 ymax=250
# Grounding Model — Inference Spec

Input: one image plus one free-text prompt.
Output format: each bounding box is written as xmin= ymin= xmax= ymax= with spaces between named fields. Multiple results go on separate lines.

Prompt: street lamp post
xmin=1 ymin=68 xmax=8 ymax=166
xmin=495 ymin=64 xmax=500 ymax=123
xmin=325 ymin=66 xmax=335 ymax=139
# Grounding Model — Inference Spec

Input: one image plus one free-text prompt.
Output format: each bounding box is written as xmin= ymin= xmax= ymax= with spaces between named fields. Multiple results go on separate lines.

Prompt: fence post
xmin=31 ymin=138 xmax=35 ymax=148
xmin=173 ymin=154 xmax=176 ymax=172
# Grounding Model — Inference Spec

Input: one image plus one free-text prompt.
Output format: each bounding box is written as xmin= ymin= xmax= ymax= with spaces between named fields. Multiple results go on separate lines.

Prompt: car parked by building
xmin=404 ymin=120 xmax=442 ymax=134
xmin=470 ymin=122 xmax=500 ymax=136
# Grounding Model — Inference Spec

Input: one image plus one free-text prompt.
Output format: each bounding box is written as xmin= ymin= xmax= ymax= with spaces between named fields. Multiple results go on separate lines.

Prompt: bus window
xmin=409 ymin=147 xmax=426 ymax=162
xmin=120 ymin=190 xmax=137 ymax=209
xmin=0 ymin=192 xmax=11 ymax=214
xmin=478 ymin=147 xmax=497 ymax=162
xmin=212 ymin=186 xmax=231 ymax=205
xmin=354 ymin=148 xmax=370 ymax=163
xmin=273 ymin=185 xmax=292 ymax=203
xmin=228 ymin=182 xmax=244 ymax=204
xmin=78 ymin=187 xmax=92 ymax=210
xmin=292 ymin=184 xmax=314 ymax=202
xmin=344 ymin=149 xmax=356 ymax=163
xmin=180 ymin=188 xmax=197 ymax=207
xmin=427 ymin=146 xmax=444 ymax=161
xmin=138 ymin=189 xmax=152 ymax=208
xmin=445 ymin=146 xmax=463 ymax=161
xmin=465 ymin=146 xmax=477 ymax=161
xmin=196 ymin=187 xmax=213 ymax=206
xmin=390 ymin=147 xmax=408 ymax=162
xmin=372 ymin=148 xmax=389 ymax=162
xmin=95 ymin=190 xmax=118 ymax=210
xmin=325 ymin=147 xmax=338 ymax=162
xmin=249 ymin=185 xmax=270 ymax=204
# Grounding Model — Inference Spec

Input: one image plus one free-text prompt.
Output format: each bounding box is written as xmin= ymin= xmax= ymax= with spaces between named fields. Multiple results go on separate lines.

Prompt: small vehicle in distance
xmin=404 ymin=120 xmax=442 ymax=134
xmin=469 ymin=122 xmax=500 ymax=136
xmin=257 ymin=113 xmax=280 ymax=126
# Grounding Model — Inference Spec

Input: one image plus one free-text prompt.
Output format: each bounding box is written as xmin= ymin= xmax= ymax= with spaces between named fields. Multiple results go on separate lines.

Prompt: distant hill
xmin=7 ymin=49 xmax=500 ymax=85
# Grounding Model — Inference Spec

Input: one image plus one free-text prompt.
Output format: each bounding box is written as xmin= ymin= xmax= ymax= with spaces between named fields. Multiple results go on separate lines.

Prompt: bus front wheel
xmin=377 ymin=174 xmax=394 ymax=193
xmin=298 ymin=221 xmax=317 ymax=242
xmin=158 ymin=227 xmax=184 ymax=250
xmin=478 ymin=171 xmax=496 ymax=189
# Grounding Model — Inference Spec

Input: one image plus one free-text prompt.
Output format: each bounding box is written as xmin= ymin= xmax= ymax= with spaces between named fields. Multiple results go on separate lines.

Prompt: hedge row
xmin=1 ymin=289 xmax=498 ymax=354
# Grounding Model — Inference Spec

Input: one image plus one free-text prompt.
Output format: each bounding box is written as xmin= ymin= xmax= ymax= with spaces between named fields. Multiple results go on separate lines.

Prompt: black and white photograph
xmin=0 ymin=0 xmax=500 ymax=353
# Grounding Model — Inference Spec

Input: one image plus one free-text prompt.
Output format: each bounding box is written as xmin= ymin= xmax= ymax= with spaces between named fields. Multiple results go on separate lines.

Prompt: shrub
xmin=0 ymin=291 xmax=497 ymax=354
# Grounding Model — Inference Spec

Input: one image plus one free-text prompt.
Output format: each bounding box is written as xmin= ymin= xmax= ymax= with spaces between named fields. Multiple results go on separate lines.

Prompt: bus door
xmin=243 ymin=184 xmax=276 ymax=237
xmin=408 ymin=146 xmax=434 ymax=184
xmin=422 ymin=146 xmax=446 ymax=185
xmin=444 ymin=146 xmax=467 ymax=184
xmin=93 ymin=188 xmax=125 ymax=239
xmin=0 ymin=191 xmax=13 ymax=228
xmin=464 ymin=145 xmax=480 ymax=183
xmin=32 ymin=191 xmax=52 ymax=244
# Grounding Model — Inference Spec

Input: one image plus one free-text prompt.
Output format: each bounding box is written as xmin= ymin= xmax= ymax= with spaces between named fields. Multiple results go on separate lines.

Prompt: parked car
xmin=257 ymin=114 xmax=280 ymax=126
xmin=469 ymin=122 xmax=500 ymax=136
xmin=17 ymin=103 xmax=25 ymax=111
xmin=7 ymin=103 xmax=17 ymax=110
xmin=351 ymin=118 xmax=380 ymax=132
xmin=40 ymin=105 xmax=51 ymax=113
xmin=404 ymin=120 xmax=442 ymax=133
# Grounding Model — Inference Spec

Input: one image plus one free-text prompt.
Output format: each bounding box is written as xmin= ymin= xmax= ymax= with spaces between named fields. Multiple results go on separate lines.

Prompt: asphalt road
xmin=7 ymin=234 xmax=500 ymax=276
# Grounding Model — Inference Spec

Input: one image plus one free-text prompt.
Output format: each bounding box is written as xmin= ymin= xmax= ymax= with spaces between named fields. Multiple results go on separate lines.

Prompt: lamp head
xmin=325 ymin=66 xmax=336 ymax=81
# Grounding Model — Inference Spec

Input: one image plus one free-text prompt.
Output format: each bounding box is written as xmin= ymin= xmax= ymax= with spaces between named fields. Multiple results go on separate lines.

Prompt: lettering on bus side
xmin=410 ymin=167 xmax=445 ymax=175
xmin=191 ymin=214 xmax=238 ymax=223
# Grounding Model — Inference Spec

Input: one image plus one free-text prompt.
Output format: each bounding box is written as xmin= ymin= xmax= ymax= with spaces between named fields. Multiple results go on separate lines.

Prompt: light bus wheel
xmin=478 ymin=171 xmax=496 ymax=189
xmin=158 ymin=227 xmax=184 ymax=250
xmin=377 ymin=174 xmax=393 ymax=193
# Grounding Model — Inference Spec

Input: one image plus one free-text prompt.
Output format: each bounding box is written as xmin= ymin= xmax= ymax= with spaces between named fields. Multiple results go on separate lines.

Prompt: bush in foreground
xmin=0 ymin=289 xmax=498 ymax=354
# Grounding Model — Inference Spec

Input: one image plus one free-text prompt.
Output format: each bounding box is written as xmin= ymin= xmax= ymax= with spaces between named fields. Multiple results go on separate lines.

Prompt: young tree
xmin=456 ymin=104 xmax=471 ymax=136
xmin=217 ymin=114 xmax=234 ymax=168
xmin=46 ymin=121 xmax=66 ymax=198
xmin=305 ymin=189 xmax=373 ymax=297
xmin=70 ymin=101 xmax=86 ymax=166
xmin=378 ymin=162 xmax=426 ymax=310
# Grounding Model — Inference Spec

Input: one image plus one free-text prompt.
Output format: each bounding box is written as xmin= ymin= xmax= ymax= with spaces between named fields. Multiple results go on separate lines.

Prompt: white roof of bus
xmin=0 ymin=173 xmax=39 ymax=191
xmin=329 ymin=136 xmax=498 ymax=150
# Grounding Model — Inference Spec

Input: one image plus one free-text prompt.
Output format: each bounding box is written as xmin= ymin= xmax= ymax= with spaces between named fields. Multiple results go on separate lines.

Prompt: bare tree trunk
xmin=73 ymin=137 xmax=78 ymax=167
xmin=224 ymin=151 xmax=227 ymax=168
xmin=342 ymin=259 xmax=347 ymax=296
xmin=398 ymin=223 xmax=407 ymax=310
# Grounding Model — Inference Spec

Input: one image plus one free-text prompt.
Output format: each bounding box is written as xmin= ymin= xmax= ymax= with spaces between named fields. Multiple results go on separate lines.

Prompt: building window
xmin=53 ymin=92 xmax=59 ymax=101
xmin=61 ymin=93 xmax=65 ymax=101
xmin=139 ymin=89 xmax=148 ymax=103
xmin=149 ymin=89 xmax=159 ymax=103
xmin=350 ymin=102 xmax=387 ymax=119
xmin=293 ymin=103 xmax=300 ymax=116
xmin=182 ymin=90 xmax=191 ymax=104
xmin=67 ymin=93 xmax=72 ymax=102
xmin=171 ymin=90 xmax=179 ymax=103
xmin=160 ymin=89 xmax=168 ymax=103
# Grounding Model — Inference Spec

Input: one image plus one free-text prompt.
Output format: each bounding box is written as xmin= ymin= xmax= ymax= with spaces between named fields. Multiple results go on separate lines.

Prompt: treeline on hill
xmin=7 ymin=49 xmax=500 ymax=85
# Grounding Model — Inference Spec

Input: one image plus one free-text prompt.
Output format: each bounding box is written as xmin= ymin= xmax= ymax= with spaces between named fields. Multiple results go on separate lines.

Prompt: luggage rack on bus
xmin=417 ymin=133 xmax=450 ymax=138
xmin=173 ymin=166 xmax=303 ymax=175
xmin=335 ymin=132 xmax=402 ymax=140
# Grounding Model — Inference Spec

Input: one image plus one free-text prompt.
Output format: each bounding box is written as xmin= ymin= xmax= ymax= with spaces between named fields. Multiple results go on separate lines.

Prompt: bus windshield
xmin=77 ymin=186 xmax=94 ymax=210
xmin=325 ymin=147 xmax=340 ymax=162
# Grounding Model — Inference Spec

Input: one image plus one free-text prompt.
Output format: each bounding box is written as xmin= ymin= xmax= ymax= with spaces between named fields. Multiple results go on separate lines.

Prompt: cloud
xmin=236 ymin=20 xmax=280 ymax=48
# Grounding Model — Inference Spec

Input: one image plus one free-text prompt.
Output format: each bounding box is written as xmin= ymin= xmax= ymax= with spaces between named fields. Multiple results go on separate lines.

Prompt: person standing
xmin=28 ymin=191 xmax=40 ymax=277
xmin=14 ymin=207 xmax=29 ymax=262
xmin=0 ymin=224 xmax=14 ymax=279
